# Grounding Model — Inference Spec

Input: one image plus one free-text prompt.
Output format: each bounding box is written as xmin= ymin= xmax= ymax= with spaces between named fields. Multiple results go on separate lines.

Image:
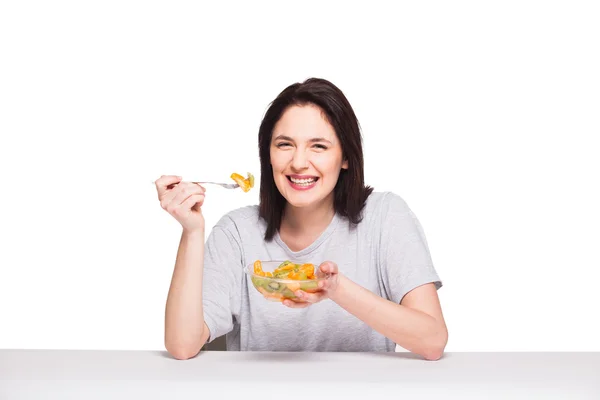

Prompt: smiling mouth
xmin=287 ymin=176 xmax=319 ymax=186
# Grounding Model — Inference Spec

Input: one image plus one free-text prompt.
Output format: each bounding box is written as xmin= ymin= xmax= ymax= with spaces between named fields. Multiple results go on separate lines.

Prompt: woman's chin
xmin=279 ymin=191 xmax=313 ymax=208
xmin=284 ymin=191 xmax=334 ymax=210
xmin=287 ymin=200 xmax=314 ymax=209
xmin=281 ymin=194 xmax=310 ymax=208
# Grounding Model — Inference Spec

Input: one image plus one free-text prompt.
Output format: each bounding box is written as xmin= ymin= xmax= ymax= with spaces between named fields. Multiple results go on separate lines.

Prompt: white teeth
xmin=290 ymin=177 xmax=316 ymax=185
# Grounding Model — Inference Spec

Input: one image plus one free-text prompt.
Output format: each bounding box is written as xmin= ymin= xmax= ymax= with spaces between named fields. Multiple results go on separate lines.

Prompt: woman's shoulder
xmin=213 ymin=204 xmax=264 ymax=232
xmin=364 ymin=190 xmax=411 ymax=217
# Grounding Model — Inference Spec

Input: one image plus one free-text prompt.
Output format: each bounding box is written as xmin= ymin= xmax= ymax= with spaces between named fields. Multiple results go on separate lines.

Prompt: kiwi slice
xmin=278 ymin=260 xmax=293 ymax=269
xmin=273 ymin=270 xmax=290 ymax=279
xmin=267 ymin=281 xmax=281 ymax=292
xmin=300 ymin=281 xmax=319 ymax=291
xmin=251 ymin=276 xmax=268 ymax=288
xmin=295 ymin=272 xmax=308 ymax=280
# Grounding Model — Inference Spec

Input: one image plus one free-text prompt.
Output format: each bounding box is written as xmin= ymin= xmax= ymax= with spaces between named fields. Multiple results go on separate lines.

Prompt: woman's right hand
xmin=155 ymin=175 xmax=206 ymax=233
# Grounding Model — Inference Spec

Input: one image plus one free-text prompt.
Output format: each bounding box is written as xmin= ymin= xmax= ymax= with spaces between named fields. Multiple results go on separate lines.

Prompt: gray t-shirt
xmin=202 ymin=191 xmax=442 ymax=351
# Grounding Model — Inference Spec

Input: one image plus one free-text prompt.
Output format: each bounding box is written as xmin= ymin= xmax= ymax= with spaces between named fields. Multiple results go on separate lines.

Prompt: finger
xmin=160 ymin=182 xmax=185 ymax=210
xmin=318 ymin=261 xmax=338 ymax=277
xmin=155 ymin=175 xmax=182 ymax=194
xmin=156 ymin=177 xmax=183 ymax=204
xmin=161 ymin=182 xmax=190 ymax=212
xmin=282 ymin=299 xmax=311 ymax=308
xmin=180 ymin=194 xmax=205 ymax=214
xmin=294 ymin=290 xmax=324 ymax=304
xmin=170 ymin=183 xmax=205 ymax=208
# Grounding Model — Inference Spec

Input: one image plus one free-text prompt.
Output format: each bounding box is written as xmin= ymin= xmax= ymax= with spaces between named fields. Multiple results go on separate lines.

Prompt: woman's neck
xmin=279 ymin=196 xmax=336 ymax=249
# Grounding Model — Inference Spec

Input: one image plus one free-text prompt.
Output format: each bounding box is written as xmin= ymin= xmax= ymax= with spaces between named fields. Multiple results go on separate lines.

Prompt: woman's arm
xmin=155 ymin=176 xmax=211 ymax=360
xmin=288 ymin=261 xmax=447 ymax=360
xmin=330 ymin=275 xmax=447 ymax=360
xmin=164 ymin=229 xmax=210 ymax=359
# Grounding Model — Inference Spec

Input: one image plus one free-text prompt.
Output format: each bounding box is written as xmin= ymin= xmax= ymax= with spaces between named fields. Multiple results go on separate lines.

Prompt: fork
xmin=190 ymin=181 xmax=239 ymax=189
xmin=151 ymin=180 xmax=240 ymax=189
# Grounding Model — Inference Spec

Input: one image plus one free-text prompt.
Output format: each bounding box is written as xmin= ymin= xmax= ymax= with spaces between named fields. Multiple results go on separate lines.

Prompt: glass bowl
xmin=245 ymin=260 xmax=328 ymax=302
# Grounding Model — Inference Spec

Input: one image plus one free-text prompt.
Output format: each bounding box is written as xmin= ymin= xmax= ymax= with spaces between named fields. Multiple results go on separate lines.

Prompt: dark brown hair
xmin=258 ymin=77 xmax=373 ymax=241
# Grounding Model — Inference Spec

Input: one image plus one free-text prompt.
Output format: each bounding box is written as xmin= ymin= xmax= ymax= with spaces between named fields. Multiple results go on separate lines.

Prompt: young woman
xmin=155 ymin=78 xmax=447 ymax=360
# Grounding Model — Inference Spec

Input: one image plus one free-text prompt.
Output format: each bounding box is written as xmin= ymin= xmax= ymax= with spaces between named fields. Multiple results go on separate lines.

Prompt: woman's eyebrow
xmin=309 ymin=137 xmax=333 ymax=144
xmin=273 ymin=134 xmax=332 ymax=144
xmin=273 ymin=134 xmax=294 ymax=141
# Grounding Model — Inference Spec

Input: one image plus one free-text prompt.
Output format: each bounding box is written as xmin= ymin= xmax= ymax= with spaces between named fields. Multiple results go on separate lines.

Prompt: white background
xmin=1 ymin=1 xmax=598 ymax=352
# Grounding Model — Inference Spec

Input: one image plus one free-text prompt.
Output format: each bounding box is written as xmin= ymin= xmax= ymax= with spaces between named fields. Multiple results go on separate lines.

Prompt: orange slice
xmin=230 ymin=172 xmax=254 ymax=192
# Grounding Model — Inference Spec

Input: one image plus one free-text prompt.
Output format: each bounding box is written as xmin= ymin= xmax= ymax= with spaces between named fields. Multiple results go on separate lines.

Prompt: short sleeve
xmin=202 ymin=223 xmax=243 ymax=343
xmin=379 ymin=193 xmax=442 ymax=304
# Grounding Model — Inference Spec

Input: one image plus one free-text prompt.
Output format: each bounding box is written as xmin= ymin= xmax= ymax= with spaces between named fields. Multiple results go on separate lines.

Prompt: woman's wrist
xmin=182 ymin=227 xmax=205 ymax=239
xmin=328 ymin=273 xmax=349 ymax=303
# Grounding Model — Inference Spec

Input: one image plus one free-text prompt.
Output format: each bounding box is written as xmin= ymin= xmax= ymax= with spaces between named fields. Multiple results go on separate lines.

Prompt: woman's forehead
xmin=273 ymin=105 xmax=336 ymax=141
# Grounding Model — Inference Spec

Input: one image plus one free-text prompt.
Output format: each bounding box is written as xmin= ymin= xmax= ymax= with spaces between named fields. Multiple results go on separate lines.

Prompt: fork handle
xmin=192 ymin=181 xmax=239 ymax=189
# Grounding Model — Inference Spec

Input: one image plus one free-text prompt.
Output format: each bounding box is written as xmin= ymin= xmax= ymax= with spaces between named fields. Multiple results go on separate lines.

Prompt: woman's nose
xmin=291 ymin=150 xmax=309 ymax=170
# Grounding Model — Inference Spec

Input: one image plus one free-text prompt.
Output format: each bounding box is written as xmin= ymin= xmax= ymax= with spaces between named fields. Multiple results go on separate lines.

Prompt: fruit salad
xmin=250 ymin=260 xmax=321 ymax=301
xmin=230 ymin=172 xmax=254 ymax=192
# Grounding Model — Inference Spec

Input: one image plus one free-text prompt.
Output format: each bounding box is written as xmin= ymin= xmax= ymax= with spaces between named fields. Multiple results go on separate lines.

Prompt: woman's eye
xmin=276 ymin=142 xmax=291 ymax=148
xmin=313 ymin=144 xmax=327 ymax=150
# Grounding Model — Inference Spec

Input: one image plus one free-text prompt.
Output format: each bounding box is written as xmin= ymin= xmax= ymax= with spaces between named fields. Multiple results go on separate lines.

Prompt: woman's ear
xmin=342 ymin=159 xmax=349 ymax=169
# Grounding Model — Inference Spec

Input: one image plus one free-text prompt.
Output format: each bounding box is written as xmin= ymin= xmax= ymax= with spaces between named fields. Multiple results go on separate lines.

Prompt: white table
xmin=1 ymin=350 xmax=599 ymax=399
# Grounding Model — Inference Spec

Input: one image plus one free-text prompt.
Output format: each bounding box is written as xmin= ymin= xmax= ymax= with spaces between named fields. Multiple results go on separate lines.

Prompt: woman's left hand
xmin=282 ymin=261 xmax=340 ymax=308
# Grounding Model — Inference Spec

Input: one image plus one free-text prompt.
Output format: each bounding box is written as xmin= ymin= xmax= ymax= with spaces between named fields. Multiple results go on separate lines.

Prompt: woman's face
xmin=270 ymin=104 xmax=348 ymax=209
